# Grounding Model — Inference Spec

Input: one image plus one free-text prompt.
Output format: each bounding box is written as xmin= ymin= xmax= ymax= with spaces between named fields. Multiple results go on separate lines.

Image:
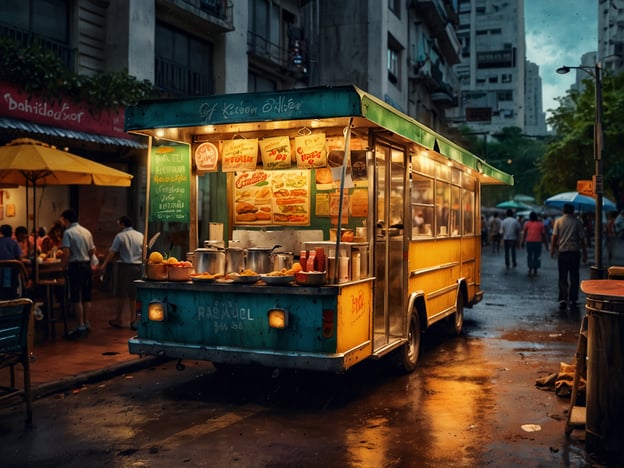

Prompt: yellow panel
xmin=336 ymin=283 xmax=372 ymax=354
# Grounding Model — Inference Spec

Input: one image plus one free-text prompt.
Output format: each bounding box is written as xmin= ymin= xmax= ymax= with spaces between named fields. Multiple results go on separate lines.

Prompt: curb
xmin=33 ymin=355 xmax=169 ymax=400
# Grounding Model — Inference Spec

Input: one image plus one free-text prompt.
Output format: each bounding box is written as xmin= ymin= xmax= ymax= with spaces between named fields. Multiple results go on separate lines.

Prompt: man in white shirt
xmin=501 ymin=209 xmax=521 ymax=269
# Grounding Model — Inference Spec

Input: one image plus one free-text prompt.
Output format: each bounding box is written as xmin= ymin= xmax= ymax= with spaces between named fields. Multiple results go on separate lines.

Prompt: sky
xmin=524 ymin=0 xmax=597 ymax=121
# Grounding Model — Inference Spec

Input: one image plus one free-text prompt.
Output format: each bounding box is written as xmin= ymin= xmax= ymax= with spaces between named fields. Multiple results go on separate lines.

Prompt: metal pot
xmin=225 ymin=247 xmax=245 ymax=274
xmin=271 ymin=251 xmax=294 ymax=271
xmin=193 ymin=247 xmax=225 ymax=275
xmin=245 ymin=245 xmax=280 ymax=274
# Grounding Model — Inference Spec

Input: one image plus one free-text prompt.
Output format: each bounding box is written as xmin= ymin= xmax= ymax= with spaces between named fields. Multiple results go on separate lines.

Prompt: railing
xmin=155 ymin=56 xmax=213 ymax=97
xmin=0 ymin=23 xmax=74 ymax=70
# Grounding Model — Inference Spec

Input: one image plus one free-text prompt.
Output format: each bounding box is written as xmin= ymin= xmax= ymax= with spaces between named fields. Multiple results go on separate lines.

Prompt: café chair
xmin=0 ymin=260 xmax=29 ymax=300
xmin=36 ymin=265 xmax=68 ymax=340
xmin=0 ymin=298 xmax=34 ymax=423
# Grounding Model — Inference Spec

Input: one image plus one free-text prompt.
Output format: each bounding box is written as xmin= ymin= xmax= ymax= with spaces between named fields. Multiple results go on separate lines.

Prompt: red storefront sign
xmin=0 ymin=81 xmax=127 ymax=138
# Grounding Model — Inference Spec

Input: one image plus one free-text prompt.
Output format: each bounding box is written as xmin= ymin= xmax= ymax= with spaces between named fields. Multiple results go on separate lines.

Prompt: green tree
xmin=539 ymin=71 xmax=624 ymax=209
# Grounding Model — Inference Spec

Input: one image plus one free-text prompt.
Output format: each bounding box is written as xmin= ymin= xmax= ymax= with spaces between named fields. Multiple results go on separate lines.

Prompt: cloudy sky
xmin=524 ymin=0 xmax=597 ymax=120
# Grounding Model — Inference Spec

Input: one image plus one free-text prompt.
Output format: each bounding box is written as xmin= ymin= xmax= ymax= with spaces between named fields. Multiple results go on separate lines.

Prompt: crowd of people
xmin=0 ymin=210 xmax=143 ymax=339
xmin=483 ymin=206 xmax=624 ymax=311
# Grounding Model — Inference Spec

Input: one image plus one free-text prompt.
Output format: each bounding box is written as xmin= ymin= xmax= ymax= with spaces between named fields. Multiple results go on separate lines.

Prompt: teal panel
xmin=125 ymin=86 xmax=364 ymax=130
xmin=137 ymin=287 xmax=338 ymax=353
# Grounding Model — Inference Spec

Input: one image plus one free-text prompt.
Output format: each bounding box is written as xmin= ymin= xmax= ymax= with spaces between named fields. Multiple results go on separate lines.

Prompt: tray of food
xmin=190 ymin=272 xmax=221 ymax=283
xmin=260 ymin=274 xmax=295 ymax=285
xmin=230 ymin=270 xmax=261 ymax=284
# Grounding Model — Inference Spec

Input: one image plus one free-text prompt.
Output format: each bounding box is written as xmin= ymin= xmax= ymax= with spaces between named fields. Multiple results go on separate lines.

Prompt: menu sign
xmin=234 ymin=170 xmax=310 ymax=225
xmin=149 ymin=142 xmax=191 ymax=222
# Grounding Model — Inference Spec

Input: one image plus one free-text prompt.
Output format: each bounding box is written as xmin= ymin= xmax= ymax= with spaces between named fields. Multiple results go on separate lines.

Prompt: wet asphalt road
xmin=1 ymin=241 xmax=623 ymax=467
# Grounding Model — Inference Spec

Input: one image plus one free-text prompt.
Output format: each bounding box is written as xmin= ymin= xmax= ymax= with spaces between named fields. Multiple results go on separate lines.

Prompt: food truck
xmin=124 ymin=85 xmax=512 ymax=373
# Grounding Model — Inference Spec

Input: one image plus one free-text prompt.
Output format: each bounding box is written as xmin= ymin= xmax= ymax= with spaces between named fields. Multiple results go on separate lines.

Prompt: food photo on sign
xmin=233 ymin=170 xmax=310 ymax=226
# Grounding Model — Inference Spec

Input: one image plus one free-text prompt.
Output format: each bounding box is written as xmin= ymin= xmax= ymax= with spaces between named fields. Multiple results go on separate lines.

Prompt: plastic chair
xmin=0 ymin=297 xmax=34 ymax=423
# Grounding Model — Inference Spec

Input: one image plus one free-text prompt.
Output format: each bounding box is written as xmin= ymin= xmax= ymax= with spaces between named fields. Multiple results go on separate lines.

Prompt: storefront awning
xmin=0 ymin=117 xmax=146 ymax=150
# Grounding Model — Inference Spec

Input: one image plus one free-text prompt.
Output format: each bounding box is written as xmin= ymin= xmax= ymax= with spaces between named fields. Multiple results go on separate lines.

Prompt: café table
xmin=27 ymin=259 xmax=68 ymax=340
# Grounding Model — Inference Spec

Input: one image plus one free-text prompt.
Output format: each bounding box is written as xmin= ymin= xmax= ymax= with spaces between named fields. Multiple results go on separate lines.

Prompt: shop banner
xmin=0 ymin=81 xmax=127 ymax=138
xmin=149 ymin=142 xmax=191 ymax=222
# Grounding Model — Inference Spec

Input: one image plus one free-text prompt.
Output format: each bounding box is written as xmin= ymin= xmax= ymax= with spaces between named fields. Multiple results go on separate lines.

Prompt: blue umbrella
xmin=496 ymin=200 xmax=533 ymax=210
xmin=544 ymin=191 xmax=617 ymax=212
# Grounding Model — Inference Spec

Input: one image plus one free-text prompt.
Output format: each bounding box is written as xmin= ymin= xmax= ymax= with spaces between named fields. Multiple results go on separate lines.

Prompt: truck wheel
xmin=451 ymin=293 xmax=464 ymax=336
xmin=392 ymin=312 xmax=421 ymax=373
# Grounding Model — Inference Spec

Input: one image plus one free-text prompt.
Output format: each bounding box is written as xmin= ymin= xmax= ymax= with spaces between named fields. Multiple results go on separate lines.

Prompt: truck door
xmin=373 ymin=139 xmax=406 ymax=350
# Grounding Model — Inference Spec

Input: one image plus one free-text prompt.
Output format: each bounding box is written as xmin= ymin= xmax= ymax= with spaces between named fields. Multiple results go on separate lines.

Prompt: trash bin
xmin=580 ymin=279 xmax=624 ymax=458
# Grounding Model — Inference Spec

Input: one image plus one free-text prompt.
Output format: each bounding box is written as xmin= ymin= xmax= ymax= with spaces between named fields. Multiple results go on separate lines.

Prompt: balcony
xmin=247 ymin=32 xmax=308 ymax=80
xmin=0 ymin=23 xmax=74 ymax=70
xmin=156 ymin=0 xmax=234 ymax=34
xmin=155 ymin=56 xmax=213 ymax=97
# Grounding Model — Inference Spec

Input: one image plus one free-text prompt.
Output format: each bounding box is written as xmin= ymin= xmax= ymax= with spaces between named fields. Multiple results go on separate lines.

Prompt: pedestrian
xmin=543 ymin=215 xmax=554 ymax=245
xmin=59 ymin=208 xmax=96 ymax=339
xmin=14 ymin=225 xmax=34 ymax=259
xmin=98 ymin=215 xmax=144 ymax=329
xmin=481 ymin=215 xmax=488 ymax=246
xmin=615 ymin=210 xmax=624 ymax=239
xmin=521 ymin=211 xmax=549 ymax=276
xmin=501 ymin=209 xmax=521 ymax=269
xmin=0 ymin=224 xmax=23 ymax=260
xmin=605 ymin=211 xmax=617 ymax=263
xmin=550 ymin=203 xmax=587 ymax=311
xmin=489 ymin=213 xmax=502 ymax=253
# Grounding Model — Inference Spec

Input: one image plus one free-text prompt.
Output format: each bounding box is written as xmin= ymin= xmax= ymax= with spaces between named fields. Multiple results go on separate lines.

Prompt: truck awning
xmin=125 ymin=85 xmax=513 ymax=185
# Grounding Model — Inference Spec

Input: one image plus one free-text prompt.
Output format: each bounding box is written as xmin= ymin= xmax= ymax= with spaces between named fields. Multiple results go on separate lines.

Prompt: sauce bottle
xmin=300 ymin=250 xmax=307 ymax=271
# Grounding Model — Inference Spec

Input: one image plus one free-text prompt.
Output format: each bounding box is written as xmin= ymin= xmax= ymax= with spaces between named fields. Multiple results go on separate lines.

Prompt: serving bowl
xmin=261 ymin=274 xmax=295 ymax=285
xmin=145 ymin=263 xmax=168 ymax=280
xmin=294 ymin=271 xmax=327 ymax=286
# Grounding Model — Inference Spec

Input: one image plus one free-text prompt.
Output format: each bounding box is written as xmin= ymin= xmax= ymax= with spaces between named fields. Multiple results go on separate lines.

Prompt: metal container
xmin=271 ymin=251 xmax=293 ymax=271
xmin=245 ymin=245 xmax=280 ymax=274
xmin=225 ymin=247 xmax=245 ymax=274
xmin=193 ymin=247 xmax=225 ymax=275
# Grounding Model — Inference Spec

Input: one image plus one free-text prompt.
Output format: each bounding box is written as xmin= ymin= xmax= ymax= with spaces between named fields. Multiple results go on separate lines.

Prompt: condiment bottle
xmin=306 ymin=250 xmax=316 ymax=272
xmin=314 ymin=247 xmax=325 ymax=272
xmin=300 ymin=250 xmax=307 ymax=272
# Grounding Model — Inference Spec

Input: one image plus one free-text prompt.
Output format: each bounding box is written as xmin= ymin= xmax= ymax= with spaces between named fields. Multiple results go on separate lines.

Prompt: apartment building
xmin=599 ymin=0 xmax=624 ymax=74
xmin=449 ymin=0 xmax=529 ymax=135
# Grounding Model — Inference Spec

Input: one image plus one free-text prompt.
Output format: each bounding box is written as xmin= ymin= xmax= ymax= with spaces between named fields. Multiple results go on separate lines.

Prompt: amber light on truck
xmin=268 ymin=308 xmax=289 ymax=329
xmin=148 ymin=300 xmax=168 ymax=322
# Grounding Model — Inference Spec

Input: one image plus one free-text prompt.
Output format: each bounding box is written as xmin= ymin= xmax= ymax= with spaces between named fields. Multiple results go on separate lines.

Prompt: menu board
xmin=233 ymin=170 xmax=310 ymax=226
xmin=149 ymin=142 xmax=191 ymax=222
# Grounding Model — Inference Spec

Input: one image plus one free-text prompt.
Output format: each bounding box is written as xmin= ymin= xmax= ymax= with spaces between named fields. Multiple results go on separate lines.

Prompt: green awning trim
xmin=125 ymin=85 xmax=512 ymax=185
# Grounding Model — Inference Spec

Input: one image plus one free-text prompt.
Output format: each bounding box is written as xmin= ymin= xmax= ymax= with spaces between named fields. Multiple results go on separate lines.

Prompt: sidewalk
xmin=1 ymin=289 xmax=160 ymax=399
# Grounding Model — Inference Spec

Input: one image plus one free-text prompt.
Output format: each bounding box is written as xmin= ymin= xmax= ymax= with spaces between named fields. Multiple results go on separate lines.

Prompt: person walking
xmin=98 ymin=215 xmax=144 ymax=329
xmin=489 ymin=213 xmax=502 ymax=253
xmin=59 ymin=209 xmax=96 ymax=338
xmin=550 ymin=203 xmax=587 ymax=311
xmin=520 ymin=212 xmax=549 ymax=276
xmin=605 ymin=211 xmax=617 ymax=264
xmin=501 ymin=209 xmax=521 ymax=269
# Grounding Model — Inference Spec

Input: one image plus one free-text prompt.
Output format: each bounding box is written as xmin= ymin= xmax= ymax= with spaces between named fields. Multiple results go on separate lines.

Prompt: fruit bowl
xmin=146 ymin=263 xmax=168 ymax=280
xmin=168 ymin=264 xmax=194 ymax=281
xmin=294 ymin=271 xmax=327 ymax=286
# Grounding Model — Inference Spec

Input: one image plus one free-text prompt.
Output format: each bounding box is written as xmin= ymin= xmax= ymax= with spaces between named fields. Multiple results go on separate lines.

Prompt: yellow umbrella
xmin=0 ymin=138 xmax=133 ymax=187
xmin=0 ymin=138 xmax=133 ymax=282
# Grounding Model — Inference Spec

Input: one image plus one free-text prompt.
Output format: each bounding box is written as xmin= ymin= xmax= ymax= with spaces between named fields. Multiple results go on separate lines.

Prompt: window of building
xmin=0 ymin=0 xmax=69 ymax=43
xmin=501 ymin=73 xmax=512 ymax=83
xmin=497 ymin=90 xmax=513 ymax=101
xmin=489 ymin=75 xmax=498 ymax=83
xmin=155 ymin=23 xmax=213 ymax=96
xmin=387 ymin=47 xmax=399 ymax=85
xmin=248 ymin=72 xmax=277 ymax=92
xmin=388 ymin=0 xmax=400 ymax=18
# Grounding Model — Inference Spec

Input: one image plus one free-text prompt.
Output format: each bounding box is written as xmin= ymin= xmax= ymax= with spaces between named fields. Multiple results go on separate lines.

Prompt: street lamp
xmin=556 ymin=63 xmax=604 ymax=279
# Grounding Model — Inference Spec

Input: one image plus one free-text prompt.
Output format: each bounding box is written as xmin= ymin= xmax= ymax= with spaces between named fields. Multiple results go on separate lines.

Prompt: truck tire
xmin=391 ymin=312 xmax=421 ymax=373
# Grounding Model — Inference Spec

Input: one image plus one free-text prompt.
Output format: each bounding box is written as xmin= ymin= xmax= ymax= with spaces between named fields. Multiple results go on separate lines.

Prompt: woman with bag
xmin=521 ymin=211 xmax=549 ymax=277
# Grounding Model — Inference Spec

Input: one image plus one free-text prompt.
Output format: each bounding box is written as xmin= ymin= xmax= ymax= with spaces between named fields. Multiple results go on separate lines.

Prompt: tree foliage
xmin=539 ymin=71 xmax=624 ymax=209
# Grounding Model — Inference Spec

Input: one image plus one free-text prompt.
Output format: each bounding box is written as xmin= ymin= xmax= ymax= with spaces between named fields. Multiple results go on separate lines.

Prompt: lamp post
xmin=556 ymin=63 xmax=604 ymax=279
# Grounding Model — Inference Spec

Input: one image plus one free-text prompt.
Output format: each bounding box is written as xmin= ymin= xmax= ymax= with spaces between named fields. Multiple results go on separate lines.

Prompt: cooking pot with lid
xmin=193 ymin=247 xmax=225 ymax=275
xmin=245 ymin=245 xmax=280 ymax=274
xmin=225 ymin=247 xmax=245 ymax=274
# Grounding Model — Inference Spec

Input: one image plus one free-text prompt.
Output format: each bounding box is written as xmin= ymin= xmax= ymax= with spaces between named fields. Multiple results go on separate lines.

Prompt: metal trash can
xmin=581 ymin=279 xmax=624 ymax=458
